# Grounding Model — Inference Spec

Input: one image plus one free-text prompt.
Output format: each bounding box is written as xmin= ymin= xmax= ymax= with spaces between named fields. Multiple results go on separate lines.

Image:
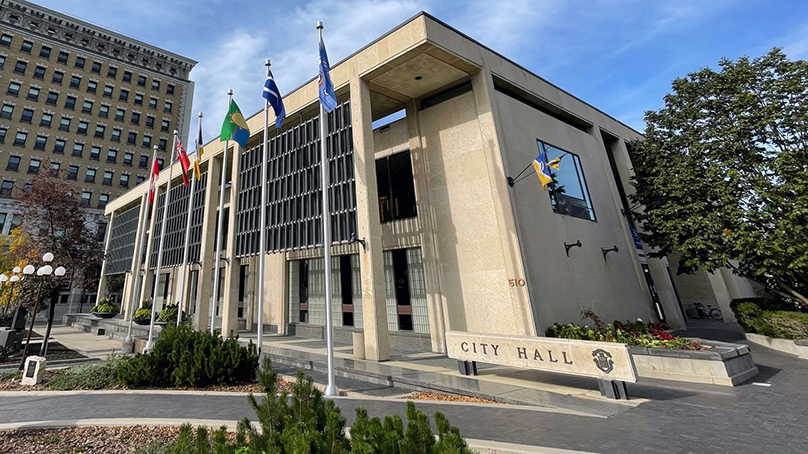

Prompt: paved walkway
xmin=2 ymin=320 xmax=807 ymax=453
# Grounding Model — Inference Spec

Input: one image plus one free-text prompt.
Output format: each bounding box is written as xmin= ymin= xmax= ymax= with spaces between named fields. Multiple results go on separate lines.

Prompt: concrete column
xmin=266 ymin=253 xmax=288 ymax=334
xmin=405 ymin=100 xmax=447 ymax=352
xmin=221 ymin=145 xmax=241 ymax=336
xmin=469 ymin=69 xmax=537 ymax=337
xmin=646 ymin=257 xmax=687 ymax=329
xmin=139 ymin=184 xmax=161 ymax=313
xmin=122 ymin=195 xmax=150 ymax=319
xmin=349 ymin=75 xmax=390 ymax=361
xmin=711 ymin=269 xmax=738 ymax=323
xmin=194 ymin=157 xmax=221 ymax=331
xmin=94 ymin=211 xmax=114 ymax=305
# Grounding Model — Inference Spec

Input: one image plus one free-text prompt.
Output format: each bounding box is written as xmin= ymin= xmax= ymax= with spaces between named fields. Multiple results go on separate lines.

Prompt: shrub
xmin=755 ymin=311 xmax=808 ymax=340
xmin=157 ymin=303 xmax=186 ymax=324
xmin=733 ymin=302 xmax=762 ymax=332
xmin=47 ymin=354 xmax=130 ymax=390
xmin=134 ymin=307 xmax=154 ymax=323
xmin=118 ymin=323 xmax=258 ymax=388
xmin=142 ymin=361 xmax=472 ymax=454
xmin=91 ymin=296 xmax=119 ymax=314
xmin=731 ymin=301 xmax=808 ymax=339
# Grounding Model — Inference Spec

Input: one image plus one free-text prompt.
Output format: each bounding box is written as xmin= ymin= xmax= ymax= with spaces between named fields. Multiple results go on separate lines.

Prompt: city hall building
xmin=100 ymin=13 xmax=751 ymax=360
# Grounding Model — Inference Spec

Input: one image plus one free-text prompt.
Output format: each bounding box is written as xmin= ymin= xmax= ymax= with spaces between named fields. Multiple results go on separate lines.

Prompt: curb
xmin=0 ymin=418 xmax=598 ymax=454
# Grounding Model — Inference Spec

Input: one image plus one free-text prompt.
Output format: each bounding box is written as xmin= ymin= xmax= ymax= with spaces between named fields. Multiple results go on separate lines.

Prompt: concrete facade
xmin=103 ymin=13 xmax=709 ymax=356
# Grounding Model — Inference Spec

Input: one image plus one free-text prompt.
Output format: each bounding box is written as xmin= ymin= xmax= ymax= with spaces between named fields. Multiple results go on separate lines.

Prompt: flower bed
xmin=547 ymin=312 xmax=756 ymax=386
xmin=546 ymin=312 xmax=705 ymax=350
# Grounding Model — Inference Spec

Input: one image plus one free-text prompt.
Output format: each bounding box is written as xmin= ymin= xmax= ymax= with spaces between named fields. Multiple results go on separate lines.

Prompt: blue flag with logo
xmin=263 ymin=69 xmax=286 ymax=129
xmin=318 ymin=32 xmax=338 ymax=113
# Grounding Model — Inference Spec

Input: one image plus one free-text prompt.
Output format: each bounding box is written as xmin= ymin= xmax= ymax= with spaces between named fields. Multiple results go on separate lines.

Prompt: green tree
xmin=10 ymin=168 xmax=105 ymax=359
xmin=629 ymin=48 xmax=808 ymax=306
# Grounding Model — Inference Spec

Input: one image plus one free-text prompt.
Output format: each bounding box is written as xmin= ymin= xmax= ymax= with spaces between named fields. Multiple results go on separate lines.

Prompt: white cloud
xmin=782 ymin=24 xmax=808 ymax=60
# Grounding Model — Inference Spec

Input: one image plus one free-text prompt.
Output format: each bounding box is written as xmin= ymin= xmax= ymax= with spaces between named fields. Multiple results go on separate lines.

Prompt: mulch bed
xmin=0 ymin=425 xmax=182 ymax=454
xmin=401 ymin=391 xmax=500 ymax=404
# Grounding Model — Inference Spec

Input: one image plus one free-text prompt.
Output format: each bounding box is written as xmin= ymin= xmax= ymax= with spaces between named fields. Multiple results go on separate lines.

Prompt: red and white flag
xmin=177 ymin=140 xmax=191 ymax=187
xmin=148 ymin=152 xmax=160 ymax=204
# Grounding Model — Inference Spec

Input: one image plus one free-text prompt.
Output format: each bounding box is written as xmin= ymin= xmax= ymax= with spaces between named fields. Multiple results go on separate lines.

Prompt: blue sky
xmin=31 ymin=0 xmax=808 ymax=134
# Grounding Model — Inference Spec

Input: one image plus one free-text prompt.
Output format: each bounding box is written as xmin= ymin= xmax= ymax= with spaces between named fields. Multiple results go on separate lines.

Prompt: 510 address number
xmin=508 ymin=279 xmax=526 ymax=287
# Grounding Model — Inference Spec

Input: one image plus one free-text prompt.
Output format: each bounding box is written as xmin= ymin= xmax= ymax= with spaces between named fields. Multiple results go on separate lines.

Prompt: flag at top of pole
xmin=263 ymin=70 xmax=286 ymax=129
xmin=318 ymin=24 xmax=338 ymax=113
xmin=189 ymin=115 xmax=204 ymax=180
xmin=220 ymin=99 xmax=250 ymax=148
xmin=147 ymin=150 xmax=159 ymax=203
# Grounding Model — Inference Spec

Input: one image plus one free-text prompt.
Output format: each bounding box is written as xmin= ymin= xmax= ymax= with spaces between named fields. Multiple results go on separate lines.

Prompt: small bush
xmin=733 ymin=302 xmax=762 ymax=332
xmin=91 ymin=296 xmax=119 ymax=314
xmin=157 ymin=303 xmax=186 ymax=324
xmin=118 ymin=323 xmax=258 ymax=388
xmin=755 ymin=311 xmax=808 ymax=340
xmin=46 ymin=354 xmax=130 ymax=390
xmin=731 ymin=301 xmax=808 ymax=339
xmin=134 ymin=307 xmax=154 ymax=323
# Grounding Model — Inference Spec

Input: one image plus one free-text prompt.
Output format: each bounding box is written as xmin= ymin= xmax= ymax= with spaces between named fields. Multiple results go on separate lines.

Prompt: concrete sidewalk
xmin=33 ymin=322 xmax=123 ymax=360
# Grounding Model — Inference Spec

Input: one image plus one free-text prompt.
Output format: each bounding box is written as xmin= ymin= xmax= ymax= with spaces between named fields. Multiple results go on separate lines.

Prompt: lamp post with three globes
xmin=18 ymin=253 xmax=66 ymax=368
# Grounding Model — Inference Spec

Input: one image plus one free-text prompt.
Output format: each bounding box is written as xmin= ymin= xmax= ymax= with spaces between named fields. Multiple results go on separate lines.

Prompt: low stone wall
xmin=630 ymin=340 xmax=758 ymax=386
xmin=744 ymin=333 xmax=808 ymax=359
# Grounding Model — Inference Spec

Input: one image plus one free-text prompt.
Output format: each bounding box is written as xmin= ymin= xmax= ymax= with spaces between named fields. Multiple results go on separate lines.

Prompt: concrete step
xmin=70 ymin=321 xmax=106 ymax=336
xmin=64 ymin=313 xmax=156 ymax=341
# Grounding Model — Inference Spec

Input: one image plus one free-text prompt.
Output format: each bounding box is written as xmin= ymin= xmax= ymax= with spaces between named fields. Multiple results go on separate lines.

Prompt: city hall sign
xmin=445 ymin=331 xmax=638 ymax=382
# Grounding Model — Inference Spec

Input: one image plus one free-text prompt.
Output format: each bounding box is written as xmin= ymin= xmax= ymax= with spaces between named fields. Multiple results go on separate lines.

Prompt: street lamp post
xmin=40 ymin=262 xmax=66 ymax=357
xmin=17 ymin=253 xmax=65 ymax=368
xmin=0 ymin=267 xmax=21 ymax=315
xmin=19 ymin=263 xmax=40 ymax=369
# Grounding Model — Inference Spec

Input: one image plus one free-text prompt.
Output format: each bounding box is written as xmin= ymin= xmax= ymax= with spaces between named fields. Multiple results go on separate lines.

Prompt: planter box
xmin=744 ymin=333 xmax=808 ymax=359
xmin=630 ymin=340 xmax=758 ymax=386
xmin=91 ymin=312 xmax=118 ymax=319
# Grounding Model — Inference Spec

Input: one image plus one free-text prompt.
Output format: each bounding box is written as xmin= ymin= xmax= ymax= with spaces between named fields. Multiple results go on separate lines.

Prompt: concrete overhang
xmin=363 ymin=42 xmax=478 ymax=120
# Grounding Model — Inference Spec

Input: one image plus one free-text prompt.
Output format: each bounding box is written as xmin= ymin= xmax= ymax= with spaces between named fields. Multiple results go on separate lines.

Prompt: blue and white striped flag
xmin=262 ymin=70 xmax=286 ymax=129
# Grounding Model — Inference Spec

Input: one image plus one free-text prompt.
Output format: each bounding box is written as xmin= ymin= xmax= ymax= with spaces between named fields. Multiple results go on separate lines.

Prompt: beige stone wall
xmin=415 ymin=89 xmax=533 ymax=337
xmin=495 ymin=92 xmax=654 ymax=331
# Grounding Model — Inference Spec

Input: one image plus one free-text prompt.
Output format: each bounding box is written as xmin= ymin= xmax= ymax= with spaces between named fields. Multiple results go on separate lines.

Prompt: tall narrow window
xmin=537 ymin=140 xmax=596 ymax=221
xmin=375 ymin=151 xmax=417 ymax=223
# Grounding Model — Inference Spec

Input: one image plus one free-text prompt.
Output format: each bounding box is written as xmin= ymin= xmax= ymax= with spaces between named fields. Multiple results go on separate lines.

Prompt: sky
xmin=30 ymin=0 xmax=808 ymax=134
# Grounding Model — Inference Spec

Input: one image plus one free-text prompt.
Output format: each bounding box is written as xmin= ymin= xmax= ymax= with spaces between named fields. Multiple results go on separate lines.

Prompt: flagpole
xmin=124 ymin=148 xmax=157 ymax=346
xmin=318 ymin=20 xmax=338 ymax=397
xmin=211 ymin=91 xmax=232 ymax=334
xmin=176 ymin=114 xmax=201 ymax=327
xmin=257 ymin=61 xmax=272 ymax=354
xmin=145 ymin=133 xmax=177 ymax=351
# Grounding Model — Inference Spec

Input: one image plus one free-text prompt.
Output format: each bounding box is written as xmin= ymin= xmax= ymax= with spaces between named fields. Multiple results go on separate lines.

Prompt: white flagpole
xmin=211 ymin=91 xmax=232 ymax=334
xmin=176 ymin=113 xmax=202 ymax=327
xmin=258 ymin=61 xmax=271 ymax=354
xmin=124 ymin=148 xmax=157 ymax=346
xmin=145 ymin=132 xmax=178 ymax=351
xmin=317 ymin=20 xmax=338 ymax=397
